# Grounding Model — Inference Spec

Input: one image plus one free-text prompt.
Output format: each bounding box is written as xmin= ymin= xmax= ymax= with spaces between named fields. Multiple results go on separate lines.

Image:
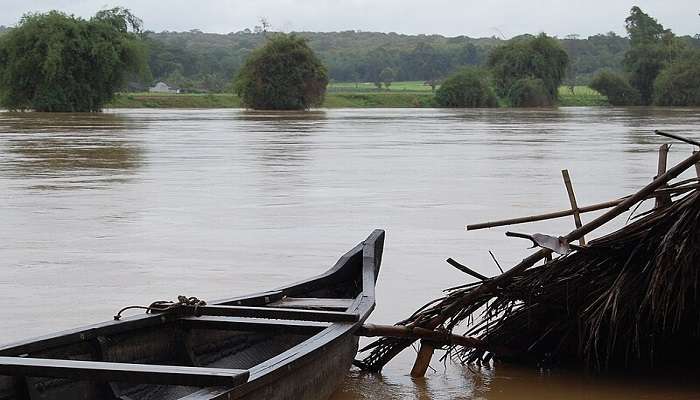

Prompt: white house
xmin=149 ymin=82 xmax=180 ymax=94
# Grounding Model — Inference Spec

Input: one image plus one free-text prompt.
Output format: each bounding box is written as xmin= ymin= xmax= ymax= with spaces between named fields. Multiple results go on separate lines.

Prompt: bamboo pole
xmin=562 ymin=169 xmax=585 ymax=245
xmin=655 ymin=144 xmax=671 ymax=208
xmin=466 ymin=198 xmax=622 ymax=231
xmin=466 ymin=184 xmax=697 ymax=231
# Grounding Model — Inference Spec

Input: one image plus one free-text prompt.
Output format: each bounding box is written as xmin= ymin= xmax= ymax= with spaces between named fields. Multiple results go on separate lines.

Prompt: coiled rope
xmin=113 ymin=295 xmax=207 ymax=320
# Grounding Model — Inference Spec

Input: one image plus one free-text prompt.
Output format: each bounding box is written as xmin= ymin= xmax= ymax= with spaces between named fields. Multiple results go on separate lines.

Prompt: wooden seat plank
xmin=178 ymin=316 xmax=330 ymax=334
xmin=195 ymin=305 xmax=359 ymax=323
xmin=0 ymin=357 xmax=249 ymax=387
xmin=267 ymin=297 xmax=354 ymax=311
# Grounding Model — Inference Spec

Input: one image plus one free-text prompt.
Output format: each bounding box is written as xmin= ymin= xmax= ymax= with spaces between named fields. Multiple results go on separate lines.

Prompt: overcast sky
xmin=1 ymin=1 xmax=698 ymax=38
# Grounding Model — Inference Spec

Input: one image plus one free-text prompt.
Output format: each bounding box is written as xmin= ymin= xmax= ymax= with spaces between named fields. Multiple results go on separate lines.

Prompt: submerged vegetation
xmin=434 ymin=67 xmax=498 ymax=108
xmin=234 ymin=34 xmax=328 ymax=110
xmin=0 ymin=8 xmax=147 ymax=112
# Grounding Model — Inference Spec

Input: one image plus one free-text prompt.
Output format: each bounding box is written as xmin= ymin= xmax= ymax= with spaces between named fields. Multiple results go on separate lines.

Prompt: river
xmin=1 ymin=107 xmax=700 ymax=399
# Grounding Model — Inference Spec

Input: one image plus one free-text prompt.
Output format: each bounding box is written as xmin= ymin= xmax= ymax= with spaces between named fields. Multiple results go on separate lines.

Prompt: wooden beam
xmin=410 ymin=341 xmax=434 ymax=378
xmin=0 ymin=357 xmax=249 ymax=387
xmin=561 ymin=169 xmax=585 ymax=245
xmin=194 ymin=305 xmax=359 ymax=323
xmin=357 ymin=324 xmax=487 ymax=349
xmin=178 ymin=316 xmax=331 ymax=335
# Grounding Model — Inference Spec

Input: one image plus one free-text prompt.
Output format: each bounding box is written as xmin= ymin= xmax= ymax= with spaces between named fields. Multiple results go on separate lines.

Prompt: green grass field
xmin=328 ymin=80 xmax=435 ymax=93
xmin=107 ymin=84 xmax=607 ymax=108
xmin=558 ymin=86 xmax=608 ymax=106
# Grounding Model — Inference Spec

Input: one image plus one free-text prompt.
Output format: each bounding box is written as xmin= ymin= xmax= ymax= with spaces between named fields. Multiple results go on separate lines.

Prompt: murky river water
xmin=2 ymin=107 xmax=700 ymax=399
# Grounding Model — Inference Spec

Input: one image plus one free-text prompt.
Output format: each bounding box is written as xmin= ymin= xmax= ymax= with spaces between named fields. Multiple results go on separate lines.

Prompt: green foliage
xmin=589 ymin=70 xmax=640 ymax=105
xmin=0 ymin=9 xmax=147 ymax=112
xmin=379 ymin=67 xmax=396 ymax=89
xmin=434 ymin=67 xmax=497 ymax=108
xmin=234 ymin=34 xmax=328 ymax=110
xmin=653 ymin=51 xmax=700 ymax=106
xmin=622 ymin=6 xmax=683 ymax=105
xmin=508 ymin=78 xmax=551 ymax=107
xmin=488 ymin=34 xmax=568 ymax=106
xmin=625 ymin=6 xmax=668 ymax=46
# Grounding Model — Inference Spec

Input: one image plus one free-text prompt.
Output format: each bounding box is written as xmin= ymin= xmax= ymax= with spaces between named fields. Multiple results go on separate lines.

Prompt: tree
xmin=589 ymin=70 xmax=640 ymax=105
xmin=653 ymin=50 xmax=700 ymax=106
xmin=622 ymin=7 xmax=682 ymax=104
xmin=487 ymin=33 xmax=568 ymax=106
xmin=234 ymin=34 xmax=328 ymax=110
xmin=0 ymin=9 xmax=147 ymax=112
xmin=434 ymin=67 xmax=498 ymax=108
xmin=379 ymin=67 xmax=396 ymax=90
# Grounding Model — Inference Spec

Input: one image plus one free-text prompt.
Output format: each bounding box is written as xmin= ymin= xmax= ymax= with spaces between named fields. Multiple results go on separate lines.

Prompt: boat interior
xmin=0 ymin=230 xmax=384 ymax=400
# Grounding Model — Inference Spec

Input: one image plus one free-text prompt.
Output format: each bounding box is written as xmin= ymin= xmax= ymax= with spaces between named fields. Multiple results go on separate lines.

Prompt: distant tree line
xmin=137 ymin=29 xmax=699 ymax=93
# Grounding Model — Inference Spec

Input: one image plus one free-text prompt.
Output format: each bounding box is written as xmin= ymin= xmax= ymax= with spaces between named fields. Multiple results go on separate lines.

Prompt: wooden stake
xmin=410 ymin=341 xmax=435 ymax=378
xmin=695 ymin=151 xmax=700 ymax=178
xmin=561 ymin=169 xmax=585 ymax=245
xmin=655 ymin=144 xmax=671 ymax=208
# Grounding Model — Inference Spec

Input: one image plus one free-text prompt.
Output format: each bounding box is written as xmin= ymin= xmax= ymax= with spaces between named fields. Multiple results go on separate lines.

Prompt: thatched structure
xmin=356 ymin=133 xmax=700 ymax=373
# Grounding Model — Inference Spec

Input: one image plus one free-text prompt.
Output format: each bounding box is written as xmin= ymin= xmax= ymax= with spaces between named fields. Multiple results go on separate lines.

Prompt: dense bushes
xmin=508 ymin=78 xmax=551 ymax=107
xmin=434 ymin=67 xmax=497 ymax=107
xmin=234 ymin=34 xmax=328 ymax=110
xmin=653 ymin=52 xmax=700 ymax=106
xmin=0 ymin=9 xmax=147 ymax=112
xmin=589 ymin=70 xmax=640 ymax=105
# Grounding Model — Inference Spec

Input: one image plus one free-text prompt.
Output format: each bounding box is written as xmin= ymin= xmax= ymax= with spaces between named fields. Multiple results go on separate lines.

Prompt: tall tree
xmin=0 ymin=8 xmax=147 ymax=112
xmin=623 ymin=6 xmax=682 ymax=104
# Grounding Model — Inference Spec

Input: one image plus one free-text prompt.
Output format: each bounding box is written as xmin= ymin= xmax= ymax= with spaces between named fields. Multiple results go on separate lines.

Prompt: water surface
xmin=1 ymin=107 xmax=700 ymax=399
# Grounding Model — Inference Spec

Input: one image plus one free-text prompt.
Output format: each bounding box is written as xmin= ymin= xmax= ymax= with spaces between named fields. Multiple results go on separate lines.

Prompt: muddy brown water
xmin=1 ymin=108 xmax=700 ymax=399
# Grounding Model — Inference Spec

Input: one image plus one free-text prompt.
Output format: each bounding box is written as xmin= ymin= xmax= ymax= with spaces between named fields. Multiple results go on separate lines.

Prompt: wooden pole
xmin=410 ymin=341 xmax=435 ymax=378
xmin=561 ymin=169 xmax=585 ymax=245
xmin=357 ymin=324 xmax=487 ymax=349
xmin=655 ymin=144 xmax=671 ymax=208
xmin=695 ymin=151 xmax=700 ymax=178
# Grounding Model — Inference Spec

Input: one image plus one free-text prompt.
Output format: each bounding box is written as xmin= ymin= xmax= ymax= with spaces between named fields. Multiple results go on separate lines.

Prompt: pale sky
xmin=1 ymin=1 xmax=698 ymax=38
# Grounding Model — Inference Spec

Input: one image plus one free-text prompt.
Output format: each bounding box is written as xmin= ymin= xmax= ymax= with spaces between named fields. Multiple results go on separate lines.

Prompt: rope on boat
xmin=113 ymin=295 xmax=207 ymax=320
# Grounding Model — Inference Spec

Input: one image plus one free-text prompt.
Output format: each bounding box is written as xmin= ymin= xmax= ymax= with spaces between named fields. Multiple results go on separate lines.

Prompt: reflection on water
xmin=0 ymin=112 xmax=143 ymax=189
xmin=2 ymin=107 xmax=700 ymax=399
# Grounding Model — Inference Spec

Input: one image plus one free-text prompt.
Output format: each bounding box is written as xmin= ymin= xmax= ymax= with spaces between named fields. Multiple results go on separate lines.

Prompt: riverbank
xmin=107 ymin=84 xmax=607 ymax=108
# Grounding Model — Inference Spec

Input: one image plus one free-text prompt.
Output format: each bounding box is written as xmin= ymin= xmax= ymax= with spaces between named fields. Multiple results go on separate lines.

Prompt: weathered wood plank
xmin=195 ymin=306 xmax=359 ymax=323
xmin=267 ymin=298 xmax=354 ymax=311
xmin=178 ymin=316 xmax=330 ymax=335
xmin=0 ymin=357 xmax=249 ymax=387
xmin=0 ymin=314 xmax=170 ymax=357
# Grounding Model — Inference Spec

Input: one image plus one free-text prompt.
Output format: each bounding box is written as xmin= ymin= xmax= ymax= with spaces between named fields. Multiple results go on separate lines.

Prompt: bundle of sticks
xmin=355 ymin=131 xmax=700 ymax=375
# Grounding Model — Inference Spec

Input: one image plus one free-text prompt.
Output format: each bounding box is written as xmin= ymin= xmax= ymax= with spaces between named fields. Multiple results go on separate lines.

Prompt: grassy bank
xmin=108 ymin=84 xmax=607 ymax=108
xmin=108 ymin=91 xmax=435 ymax=108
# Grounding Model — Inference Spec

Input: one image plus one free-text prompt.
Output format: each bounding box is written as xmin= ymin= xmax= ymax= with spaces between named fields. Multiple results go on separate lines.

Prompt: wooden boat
xmin=0 ymin=229 xmax=385 ymax=400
